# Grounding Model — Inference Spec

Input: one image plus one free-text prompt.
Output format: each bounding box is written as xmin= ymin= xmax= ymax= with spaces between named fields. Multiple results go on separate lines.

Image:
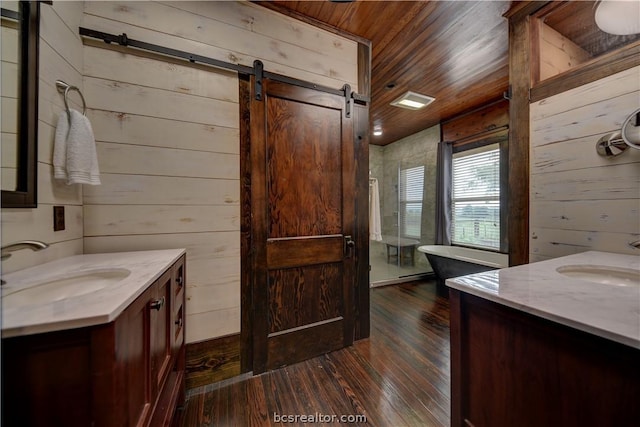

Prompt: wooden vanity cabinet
xmin=449 ymin=289 xmax=640 ymax=427
xmin=2 ymin=255 xmax=186 ymax=427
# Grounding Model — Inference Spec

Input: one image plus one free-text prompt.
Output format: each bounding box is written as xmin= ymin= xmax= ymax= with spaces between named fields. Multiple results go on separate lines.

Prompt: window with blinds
xmin=399 ymin=166 xmax=424 ymax=239
xmin=451 ymin=144 xmax=500 ymax=250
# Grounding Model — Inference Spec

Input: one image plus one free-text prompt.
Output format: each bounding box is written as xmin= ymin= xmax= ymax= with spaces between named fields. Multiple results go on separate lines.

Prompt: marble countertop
xmin=1 ymin=249 xmax=185 ymax=338
xmin=446 ymin=251 xmax=640 ymax=349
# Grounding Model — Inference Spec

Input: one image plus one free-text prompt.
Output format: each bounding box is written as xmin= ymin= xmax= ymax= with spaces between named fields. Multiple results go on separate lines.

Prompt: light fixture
xmin=390 ymin=91 xmax=435 ymax=110
xmin=373 ymin=130 xmax=383 ymax=136
xmin=595 ymin=0 xmax=640 ymax=36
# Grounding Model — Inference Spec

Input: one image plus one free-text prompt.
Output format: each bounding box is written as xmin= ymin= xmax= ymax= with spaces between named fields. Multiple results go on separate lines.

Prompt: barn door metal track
xmin=78 ymin=27 xmax=369 ymax=115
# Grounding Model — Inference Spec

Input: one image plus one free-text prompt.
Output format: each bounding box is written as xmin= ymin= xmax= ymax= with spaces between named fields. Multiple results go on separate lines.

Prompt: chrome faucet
xmin=1 ymin=240 xmax=49 ymax=260
xmin=630 ymin=240 xmax=640 ymax=249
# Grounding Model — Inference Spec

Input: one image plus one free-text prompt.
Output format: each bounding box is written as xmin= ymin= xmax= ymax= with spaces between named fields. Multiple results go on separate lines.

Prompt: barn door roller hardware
xmin=251 ymin=60 xmax=363 ymax=119
xmin=253 ymin=60 xmax=264 ymax=101
xmin=78 ymin=27 xmax=370 ymax=111
xmin=343 ymin=84 xmax=353 ymax=118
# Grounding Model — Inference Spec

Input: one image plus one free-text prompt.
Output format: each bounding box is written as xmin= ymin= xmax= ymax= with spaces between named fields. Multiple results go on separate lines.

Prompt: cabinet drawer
xmin=171 ymin=255 xmax=186 ymax=354
xmin=172 ymin=256 xmax=185 ymax=301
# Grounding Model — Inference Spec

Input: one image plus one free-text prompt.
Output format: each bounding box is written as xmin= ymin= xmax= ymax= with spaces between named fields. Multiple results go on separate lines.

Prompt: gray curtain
xmin=435 ymin=141 xmax=452 ymax=245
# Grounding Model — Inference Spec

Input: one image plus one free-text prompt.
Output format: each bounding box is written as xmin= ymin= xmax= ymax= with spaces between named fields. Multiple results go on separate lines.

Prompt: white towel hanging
xmin=53 ymin=109 xmax=101 ymax=185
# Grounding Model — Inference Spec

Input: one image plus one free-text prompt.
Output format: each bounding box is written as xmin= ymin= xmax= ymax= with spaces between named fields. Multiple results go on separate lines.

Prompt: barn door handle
xmin=344 ymin=235 xmax=355 ymax=258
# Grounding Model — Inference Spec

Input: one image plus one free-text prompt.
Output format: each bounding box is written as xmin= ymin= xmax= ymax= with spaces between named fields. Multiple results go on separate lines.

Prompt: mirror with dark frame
xmin=1 ymin=1 xmax=39 ymax=208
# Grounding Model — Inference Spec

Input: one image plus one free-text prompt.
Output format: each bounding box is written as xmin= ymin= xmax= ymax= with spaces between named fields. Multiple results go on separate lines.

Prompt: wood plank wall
xmin=1 ymin=2 xmax=85 ymax=274
xmin=529 ymin=65 xmax=640 ymax=261
xmin=80 ymin=1 xmax=358 ymax=344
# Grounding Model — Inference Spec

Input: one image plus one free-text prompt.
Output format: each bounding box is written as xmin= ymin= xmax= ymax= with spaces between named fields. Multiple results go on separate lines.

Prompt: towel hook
xmin=55 ymin=80 xmax=86 ymax=115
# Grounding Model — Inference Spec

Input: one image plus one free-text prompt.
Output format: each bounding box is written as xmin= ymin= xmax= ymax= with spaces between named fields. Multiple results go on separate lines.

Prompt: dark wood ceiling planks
xmin=262 ymin=1 xmax=511 ymax=145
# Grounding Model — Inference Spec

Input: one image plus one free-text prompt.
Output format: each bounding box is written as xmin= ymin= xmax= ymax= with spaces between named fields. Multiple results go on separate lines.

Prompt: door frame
xmin=238 ymin=53 xmax=370 ymax=373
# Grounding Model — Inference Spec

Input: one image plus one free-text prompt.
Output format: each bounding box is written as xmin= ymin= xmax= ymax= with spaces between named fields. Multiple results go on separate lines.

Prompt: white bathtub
xmin=417 ymin=245 xmax=508 ymax=287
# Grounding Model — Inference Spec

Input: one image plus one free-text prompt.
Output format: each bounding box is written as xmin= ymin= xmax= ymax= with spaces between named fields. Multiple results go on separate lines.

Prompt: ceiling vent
xmin=390 ymin=91 xmax=435 ymax=110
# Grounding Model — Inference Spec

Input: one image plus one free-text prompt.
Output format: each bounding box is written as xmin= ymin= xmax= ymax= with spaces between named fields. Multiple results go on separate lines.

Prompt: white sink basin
xmin=556 ymin=265 xmax=640 ymax=287
xmin=3 ymin=268 xmax=131 ymax=307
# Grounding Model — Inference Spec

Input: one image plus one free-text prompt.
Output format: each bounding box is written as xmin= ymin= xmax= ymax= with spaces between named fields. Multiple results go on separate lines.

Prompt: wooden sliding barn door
xmin=250 ymin=77 xmax=355 ymax=373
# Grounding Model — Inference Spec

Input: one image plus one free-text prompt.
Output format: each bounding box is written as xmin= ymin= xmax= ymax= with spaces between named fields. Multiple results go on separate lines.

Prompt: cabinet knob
xmin=176 ymin=276 xmax=184 ymax=286
xmin=149 ymin=297 xmax=165 ymax=311
xmin=175 ymin=317 xmax=183 ymax=327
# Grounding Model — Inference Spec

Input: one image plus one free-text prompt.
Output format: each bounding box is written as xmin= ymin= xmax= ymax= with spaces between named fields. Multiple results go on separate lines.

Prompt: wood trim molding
xmin=354 ymin=103 xmax=370 ymax=340
xmin=185 ymin=334 xmax=241 ymax=389
xmin=442 ymin=98 xmax=509 ymax=144
xmin=239 ymin=75 xmax=253 ymax=374
xmin=503 ymin=1 xmax=549 ymax=20
xmin=529 ymin=16 xmax=541 ymax=85
xmin=451 ymin=127 xmax=509 ymax=152
xmin=506 ymin=12 xmax=531 ymax=266
xmin=357 ymin=43 xmax=371 ymax=98
xmin=2 ymin=1 xmax=39 ymax=208
xmin=530 ymin=40 xmax=640 ymax=102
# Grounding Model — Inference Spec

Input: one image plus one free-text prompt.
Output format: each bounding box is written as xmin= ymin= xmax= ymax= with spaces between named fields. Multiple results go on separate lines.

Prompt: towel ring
xmin=55 ymin=80 xmax=86 ymax=115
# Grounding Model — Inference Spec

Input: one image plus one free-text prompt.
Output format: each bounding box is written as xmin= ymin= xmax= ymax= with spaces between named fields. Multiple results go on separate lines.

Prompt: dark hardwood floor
xmin=178 ymin=280 xmax=450 ymax=426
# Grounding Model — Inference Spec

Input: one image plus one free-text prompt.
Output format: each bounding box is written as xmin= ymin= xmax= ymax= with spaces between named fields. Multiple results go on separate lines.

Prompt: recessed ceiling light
xmin=390 ymin=91 xmax=435 ymax=110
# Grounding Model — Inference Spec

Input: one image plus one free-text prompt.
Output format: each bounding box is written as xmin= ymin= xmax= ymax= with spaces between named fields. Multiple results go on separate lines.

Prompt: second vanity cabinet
xmin=2 ymin=255 xmax=186 ymax=427
xmin=449 ymin=289 xmax=640 ymax=427
xmin=446 ymin=252 xmax=640 ymax=427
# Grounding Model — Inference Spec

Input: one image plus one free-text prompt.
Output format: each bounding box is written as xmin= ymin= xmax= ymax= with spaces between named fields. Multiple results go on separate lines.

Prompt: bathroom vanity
xmin=447 ymin=251 xmax=640 ymax=427
xmin=1 ymin=249 xmax=186 ymax=427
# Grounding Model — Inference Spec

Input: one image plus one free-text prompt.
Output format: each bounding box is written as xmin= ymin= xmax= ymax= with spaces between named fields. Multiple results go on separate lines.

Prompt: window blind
xmin=451 ymin=145 xmax=500 ymax=250
xmin=399 ymin=166 xmax=424 ymax=239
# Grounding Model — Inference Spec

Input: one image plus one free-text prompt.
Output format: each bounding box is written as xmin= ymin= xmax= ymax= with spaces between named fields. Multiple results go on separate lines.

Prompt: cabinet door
xmin=118 ymin=285 xmax=153 ymax=427
xmin=150 ymin=269 xmax=172 ymax=397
